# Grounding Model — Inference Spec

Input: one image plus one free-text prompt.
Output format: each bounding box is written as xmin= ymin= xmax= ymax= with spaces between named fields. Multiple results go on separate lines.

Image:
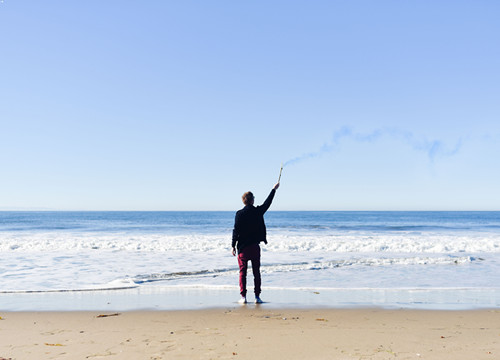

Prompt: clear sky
xmin=1 ymin=1 xmax=499 ymax=211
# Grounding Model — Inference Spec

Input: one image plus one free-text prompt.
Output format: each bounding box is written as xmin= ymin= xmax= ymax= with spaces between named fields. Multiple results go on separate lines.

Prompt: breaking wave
xmin=1 ymin=232 xmax=499 ymax=254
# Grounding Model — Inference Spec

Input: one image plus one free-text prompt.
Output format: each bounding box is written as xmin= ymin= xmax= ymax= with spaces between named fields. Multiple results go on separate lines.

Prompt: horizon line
xmin=1 ymin=209 xmax=499 ymax=212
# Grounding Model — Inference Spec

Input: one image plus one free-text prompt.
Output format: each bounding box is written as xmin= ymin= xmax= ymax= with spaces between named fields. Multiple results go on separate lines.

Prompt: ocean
xmin=1 ymin=211 xmax=499 ymax=309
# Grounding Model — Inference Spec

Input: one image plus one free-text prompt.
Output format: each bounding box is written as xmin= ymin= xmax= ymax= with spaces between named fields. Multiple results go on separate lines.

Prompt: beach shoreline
xmin=0 ymin=308 xmax=498 ymax=359
xmin=1 ymin=286 xmax=498 ymax=312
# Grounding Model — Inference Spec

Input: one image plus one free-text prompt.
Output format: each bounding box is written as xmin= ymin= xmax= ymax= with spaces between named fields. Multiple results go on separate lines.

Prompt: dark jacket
xmin=232 ymin=189 xmax=276 ymax=252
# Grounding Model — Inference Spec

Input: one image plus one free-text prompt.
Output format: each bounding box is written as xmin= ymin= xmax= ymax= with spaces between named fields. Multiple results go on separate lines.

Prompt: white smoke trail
xmin=284 ymin=127 xmax=463 ymax=167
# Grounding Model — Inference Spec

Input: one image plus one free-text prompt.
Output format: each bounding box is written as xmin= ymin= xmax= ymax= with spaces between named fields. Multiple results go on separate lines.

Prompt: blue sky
xmin=1 ymin=1 xmax=499 ymax=211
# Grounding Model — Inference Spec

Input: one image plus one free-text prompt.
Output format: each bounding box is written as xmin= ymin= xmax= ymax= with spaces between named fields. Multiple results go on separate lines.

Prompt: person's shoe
xmin=238 ymin=296 xmax=247 ymax=304
xmin=255 ymin=296 xmax=263 ymax=304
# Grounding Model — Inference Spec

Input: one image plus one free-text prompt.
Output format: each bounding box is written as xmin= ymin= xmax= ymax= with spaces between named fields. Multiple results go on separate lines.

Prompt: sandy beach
xmin=0 ymin=308 xmax=498 ymax=359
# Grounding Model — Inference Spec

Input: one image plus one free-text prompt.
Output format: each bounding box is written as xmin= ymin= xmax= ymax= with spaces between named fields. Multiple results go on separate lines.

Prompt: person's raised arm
xmin=259 ymin=182 xmax=280 ymax=213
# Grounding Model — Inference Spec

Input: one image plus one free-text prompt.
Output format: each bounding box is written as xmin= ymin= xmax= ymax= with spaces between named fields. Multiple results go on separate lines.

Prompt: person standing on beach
xmin=232 ymin=182 xmax=280 ymax=304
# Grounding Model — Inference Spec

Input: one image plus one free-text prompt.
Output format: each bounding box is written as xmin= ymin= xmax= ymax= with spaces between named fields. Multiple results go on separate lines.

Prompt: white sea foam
xmin=0 ymin=254 xmax=481 ymax=294
xmin=126 ymin=256 xmax=477 ymax=284
xmin=1 ymin=232 xmax=499 ymax=253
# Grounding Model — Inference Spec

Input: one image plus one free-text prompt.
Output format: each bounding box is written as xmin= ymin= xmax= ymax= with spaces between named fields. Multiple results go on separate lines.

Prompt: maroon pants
xmin=237 ymin=244 xmax=261 ymax=297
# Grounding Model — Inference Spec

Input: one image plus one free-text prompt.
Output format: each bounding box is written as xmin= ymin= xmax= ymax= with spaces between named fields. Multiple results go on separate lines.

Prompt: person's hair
xmin=242 ymin=191 xmax=254 ymax=205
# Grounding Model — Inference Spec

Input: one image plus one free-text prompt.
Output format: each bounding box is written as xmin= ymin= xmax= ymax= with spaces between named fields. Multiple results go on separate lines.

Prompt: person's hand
xmin=273 ymin=182 xmax=280 ymax=190
xmin=231 ymin=247 xmax=236 ymax=256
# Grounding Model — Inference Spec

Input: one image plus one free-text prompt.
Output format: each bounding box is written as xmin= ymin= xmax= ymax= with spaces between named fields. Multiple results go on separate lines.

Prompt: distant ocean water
xmin=1 ymin=211 xmax=499 ymax=304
